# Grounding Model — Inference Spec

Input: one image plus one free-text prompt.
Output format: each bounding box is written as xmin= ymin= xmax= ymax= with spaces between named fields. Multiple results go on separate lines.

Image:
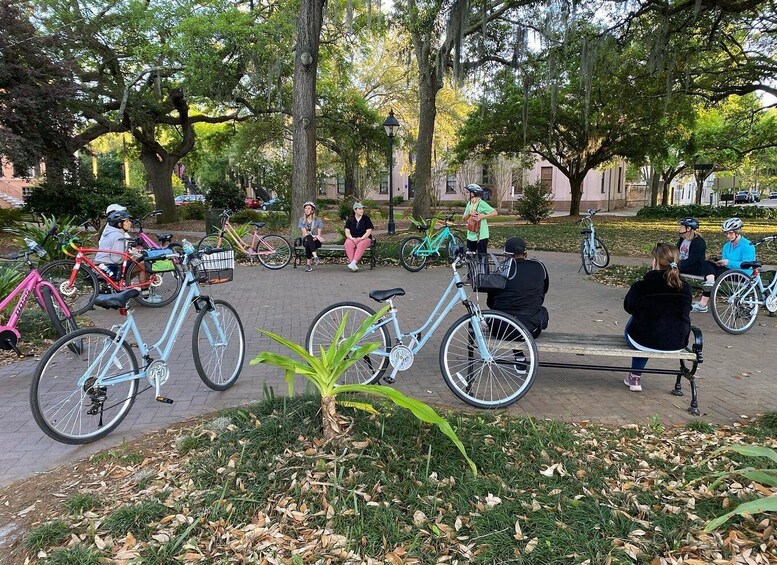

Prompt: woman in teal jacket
xmin=692 ymin=217 xmax=756 ymax=313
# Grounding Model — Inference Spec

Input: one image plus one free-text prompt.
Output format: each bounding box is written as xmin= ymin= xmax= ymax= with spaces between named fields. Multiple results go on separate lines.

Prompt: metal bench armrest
xmin=690 ymin=325 xmax=703 ymax=361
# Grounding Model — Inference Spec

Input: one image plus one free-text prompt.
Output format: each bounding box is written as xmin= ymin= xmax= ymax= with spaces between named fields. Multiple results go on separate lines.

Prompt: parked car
xmin=175 ymin=194 xmax=205 ymax=205
xmin=261 ymin=197 xmax=282 ymax=211
xmin=734 ymin=191 xmax=752 ymax=204
xmin=244 ymin=197 xmax=263 ymax=209
xmin=750 ymin=191 xmax=761 ymax=202
xmin=769 ymin=191 xmax=777 ymax=199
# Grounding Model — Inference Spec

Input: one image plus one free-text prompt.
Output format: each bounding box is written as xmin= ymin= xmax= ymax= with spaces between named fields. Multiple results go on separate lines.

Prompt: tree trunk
xmin=321 ymin=395 xmax=344 ymax=441
xmin=139 ymin=148 xmax=177 ymax=223
xmin=412 ymin=62 xmax=442 ymax=221
xmin=343 ymin=158 xmax=356 ymax=199
xmin=569 ymin=176 xmax=584 ymax=216
xmin=661 ymin=180 xmax=670 ymax=205
xmin=291 ymin=0 xmax=324 ymax=234
xmin=650 ymin=171 xmax=660 ymax=207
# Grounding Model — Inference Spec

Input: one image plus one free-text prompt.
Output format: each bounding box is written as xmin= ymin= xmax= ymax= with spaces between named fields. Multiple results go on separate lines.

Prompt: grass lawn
xmin=9 ymin=395 xmax=777 ymax=563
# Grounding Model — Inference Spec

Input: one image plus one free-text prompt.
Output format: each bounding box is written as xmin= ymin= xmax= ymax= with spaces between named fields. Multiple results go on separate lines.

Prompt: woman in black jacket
xmin=676 ymin=217 xmax=707 ymax=276
xmin=623 ymin=243 xmax=692 ymax=392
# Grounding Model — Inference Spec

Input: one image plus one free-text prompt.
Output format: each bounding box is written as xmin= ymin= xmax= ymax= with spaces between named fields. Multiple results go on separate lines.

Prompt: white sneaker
xmin=703 ymin=279 xmax=715 ymax=288
xmin=692 ymin=302 xmax=709 ymax=313
xmin=347 ymin=261 xmax=357 ymax=271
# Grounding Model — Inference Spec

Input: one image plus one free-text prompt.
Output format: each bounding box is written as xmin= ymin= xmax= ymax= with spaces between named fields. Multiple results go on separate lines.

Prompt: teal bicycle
xmin=29 ymin=246 xmax=246 ymax=444
xmin=399 ymin=214 xmax=465 ymax=272
xmin=306 ymin=250 xmax=538 ymax=409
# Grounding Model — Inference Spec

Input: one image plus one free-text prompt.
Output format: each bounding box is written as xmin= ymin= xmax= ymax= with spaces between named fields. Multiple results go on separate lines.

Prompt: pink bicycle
xmin=0 ymin=228 xmax=78 ymax=356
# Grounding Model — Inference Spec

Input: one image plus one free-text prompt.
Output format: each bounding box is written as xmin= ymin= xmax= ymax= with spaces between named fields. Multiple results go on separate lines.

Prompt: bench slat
xmin=534 ymin=332 xmax=697 ymax=360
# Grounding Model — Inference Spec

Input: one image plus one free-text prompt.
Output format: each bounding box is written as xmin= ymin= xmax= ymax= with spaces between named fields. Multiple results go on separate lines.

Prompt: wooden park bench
xmin=534 ymin=329 xmax=704 ymax=415
xmin=292 ymin=237 xmax=378 ymax=269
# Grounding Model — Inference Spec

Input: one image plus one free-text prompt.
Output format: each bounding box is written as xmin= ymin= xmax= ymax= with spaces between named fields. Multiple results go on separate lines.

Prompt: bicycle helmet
xmin=107 ymin=210 xmax=131 ymax=227
xmin=721 ymin=217 xmax=743 ymax=232
xmin=465 ymin=184 xmax=484 ymax=196
xmin=106 ymin=203 xmax=127 ymax=215
xmin=303 ymin=200 xmax=317 ymax=210
xmin=679 ymin=217 xmax=699 ymax=230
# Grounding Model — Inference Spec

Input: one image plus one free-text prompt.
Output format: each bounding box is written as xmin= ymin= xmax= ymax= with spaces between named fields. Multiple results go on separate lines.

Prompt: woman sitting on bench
xmin=623 ymin=243 xmax=691 ymax=392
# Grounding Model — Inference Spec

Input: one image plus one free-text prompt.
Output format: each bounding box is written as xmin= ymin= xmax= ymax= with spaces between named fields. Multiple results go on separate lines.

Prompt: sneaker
xmin=692 ymin=302 xmax=708 ymax=313
xmin=305 ymin=265 xmax=313 ymax=272
xmin=141 ymin=290 xmax=150 ymax=299
xmin=624 ymin=374 xmax=642 ymax=392
xmin=313 ymin=256 xmax=319 ymax=266
xmin=703 ymin=279 xmax=715 ymax=288
xmin=512 ymin=350 xmax=527 ymax=373
xmin=347 ymin=261 xmax=357 ymax=272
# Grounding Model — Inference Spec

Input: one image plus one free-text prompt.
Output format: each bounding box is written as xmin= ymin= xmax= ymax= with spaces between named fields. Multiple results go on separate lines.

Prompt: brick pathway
xmin=1 ymin=251 xmax=774 ymax=487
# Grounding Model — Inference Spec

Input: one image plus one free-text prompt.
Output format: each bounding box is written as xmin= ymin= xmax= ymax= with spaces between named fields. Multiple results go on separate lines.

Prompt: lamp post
xmin=383 ymin=109 xmax=400 ymax=235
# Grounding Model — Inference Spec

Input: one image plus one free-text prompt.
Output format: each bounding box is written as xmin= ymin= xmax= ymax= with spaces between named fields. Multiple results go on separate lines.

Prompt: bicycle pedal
xmin=382 ymin=375 xmax=396 ymax=384
xmin=156 ymin=396 xmax=174 ymax=404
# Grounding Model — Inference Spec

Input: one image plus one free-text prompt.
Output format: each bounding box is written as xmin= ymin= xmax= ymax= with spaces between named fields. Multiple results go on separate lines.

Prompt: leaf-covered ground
xmin=5 ymin=396 xmax=777 ymax=564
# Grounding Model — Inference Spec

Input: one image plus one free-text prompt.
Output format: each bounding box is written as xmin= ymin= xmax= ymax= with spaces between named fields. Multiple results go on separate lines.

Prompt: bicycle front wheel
xmin=305 ymin=302 xmax=390 ymax=385
xmin=439 ymin=310 xmax=538 ymax=409
xmin=256 ymin=234 xmax=292 ymax=269
xmin=125 ymin=261 xmax=183 ymax=308
xmin=591 ymin=237 xmax=609 ymax=268
xmin=197 ymin=234 xmax=223 ymax=251
xmin=192 ymin=299 xmax=245 ymax=390
xmin=30 ymin=328 xmax=139 ymax=444
xmin=580 ymin=240 xmax=594 ymax=274
xmin=40 ymin=285 xmax=78 ymax=338
xmin=711 ymin=270 xmax=761 ymax=334
xmin=399 ymin=236 xmax=428 ymax=272
xmin=38 ymin=259 xmax=98 ymax=316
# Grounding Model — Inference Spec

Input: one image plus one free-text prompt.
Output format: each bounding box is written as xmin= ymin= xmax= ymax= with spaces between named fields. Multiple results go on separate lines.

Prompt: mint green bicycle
xmin=399 ymin=214 xmax=464 ymax=272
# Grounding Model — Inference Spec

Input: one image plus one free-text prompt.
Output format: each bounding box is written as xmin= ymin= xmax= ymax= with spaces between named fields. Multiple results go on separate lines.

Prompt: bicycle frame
xmin=580 ymin=216 xmax=596 ymax=254
xmin=0 ymin=270 xmax=70 ymax=332
xmin=73 ymin=271 xmax=221 ymax=398
xmin=214 ymin=218 xmax=280 ymax=258
xmin=65 ymin=244 xmax=153 ymax=291
xmin=413 ymin=226 xmax=457 ymax=257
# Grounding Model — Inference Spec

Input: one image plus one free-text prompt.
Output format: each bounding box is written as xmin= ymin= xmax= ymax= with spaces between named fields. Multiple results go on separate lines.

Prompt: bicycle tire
xmin=711 ymin=270 xmax=761 ymax=334
xmin=38 ymin=259 xmax=99 ymax=316
xmin=447 ymin=233 xmax=465 ymax=262
xmin=192 ymin=299 xmax=245 ymax=390
xmin=439 ymin=310 xmax=538 ymax=409
xmin=591 ymin=237 xmax=610 ymax=268
xmin=305 ymin=302 xmax=390 ymax=385
xmin=197 ymin=234 xmax=223 ymax=251
xmin=399 ymin=236 xmax=428 ymax=272
xmin=256 ymin=234 xmax=292 ymax=269
xmin=30 ymin=328 xmax=139 ymax=444
xmin=125 ymin=261 xmax=183 ymax=308
xmin=580 ymin=240 xmax=593 ymax=274
xmin=40 ymin=285 xmax=78 ymax=338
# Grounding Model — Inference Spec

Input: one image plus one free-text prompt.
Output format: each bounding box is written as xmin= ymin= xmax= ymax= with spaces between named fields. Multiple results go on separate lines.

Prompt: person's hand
xmin=717 ymin=259 xmax=728 ymax=267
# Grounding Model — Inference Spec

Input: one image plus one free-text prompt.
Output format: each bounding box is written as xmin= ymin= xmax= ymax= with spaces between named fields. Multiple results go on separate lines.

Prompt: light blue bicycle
xmin=30 ymin=247 xmax=246 ymax=444
xmin=305 ymin=251 xmax=538 ymax=408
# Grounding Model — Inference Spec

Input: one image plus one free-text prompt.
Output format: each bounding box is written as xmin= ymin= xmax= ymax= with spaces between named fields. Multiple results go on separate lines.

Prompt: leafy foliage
xmin=6 ymin=214 xmax=94 ymax=260
xmin=203 ymin=180 xmax=245 ymax=211
xmin=637 ymin=204 xmax=774 ymax=219
xmin=515 ymin=180 xmax=554 ymax=224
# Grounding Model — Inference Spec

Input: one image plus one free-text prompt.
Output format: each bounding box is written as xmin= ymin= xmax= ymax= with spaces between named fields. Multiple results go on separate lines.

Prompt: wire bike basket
xmin=467 ymin=253 xmax=513 ymax=292
xmin=195 ymin=249 xmax=235 ymax=284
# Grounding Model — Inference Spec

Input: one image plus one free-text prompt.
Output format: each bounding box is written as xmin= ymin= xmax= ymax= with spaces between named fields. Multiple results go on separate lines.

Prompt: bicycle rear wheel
xmin=256 ymin=234 xmax=292 ymax=269
xmin=711 ymin=270 xmax=761 ymax=334
xmin=38 ymin=259 xmax=99 ymax=316
xmin=580 ymin=240 xmax=593 ymax=274
xmin=192 ymin=299 xmax=245 ymax=390
xmin=125 ymin=261 xmax=183 ymax=308
xmin=439 ymin=310 xmax=537 ymax=409
xmin=399 ymin=236 xmax=428 ymax=272
xmin=447 ymin=233 xmax=465 ymax=262
xmin=40 ymin=285 xmax=78 ymax=338
xmin=305 ymin=302 xmax=390 ymax=385
xmin=591 ymin=237 xmax=609 ymax=268
xmin=30 ymin=328 xmax=139 ymax=444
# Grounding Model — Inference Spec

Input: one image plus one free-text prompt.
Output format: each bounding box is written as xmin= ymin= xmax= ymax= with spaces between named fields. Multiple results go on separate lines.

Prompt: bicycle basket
xmin=143 ymin=249 xmax=176 ymax=273
xmin=195 ymin=249 xmax=235 ymax=284
xmin=468 ymin=253 xmax=513 ymax=292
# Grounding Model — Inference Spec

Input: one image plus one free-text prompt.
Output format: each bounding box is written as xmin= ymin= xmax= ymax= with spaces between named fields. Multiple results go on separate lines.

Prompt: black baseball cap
xmin=504 ymin=237 xmax=527 ymax=254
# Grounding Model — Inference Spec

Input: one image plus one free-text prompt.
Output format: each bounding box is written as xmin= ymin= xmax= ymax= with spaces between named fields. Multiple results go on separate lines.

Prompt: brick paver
xmin=1 ymin=250 xmax=775 ymax=486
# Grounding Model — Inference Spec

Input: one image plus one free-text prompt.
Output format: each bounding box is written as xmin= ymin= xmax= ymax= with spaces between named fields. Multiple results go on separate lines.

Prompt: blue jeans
xmin=624 ymin=318 xmax=648 ymax=375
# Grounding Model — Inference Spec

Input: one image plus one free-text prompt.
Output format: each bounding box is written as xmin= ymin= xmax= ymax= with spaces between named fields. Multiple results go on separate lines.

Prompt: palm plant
xmin=5 ymin=214 xmax=93 ymax=260
xmin=251 ymin=308 xmax=477 ymax=475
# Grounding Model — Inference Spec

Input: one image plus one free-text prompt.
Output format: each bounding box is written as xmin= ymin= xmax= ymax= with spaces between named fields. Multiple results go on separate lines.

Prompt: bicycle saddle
xmin=94 ymin=289 xmax=140 ymax=310
xmin=369 ymin=288 xmax=405 ymax=302
xmin=580 ymin=229 xmax=592 ymax=234
xmin=155 ymin=233 xmax=172 ymax=241
xmin=740 ymin=261 xmax=762 ymax=269
xmin=250 ymin=222 xmax=266 ymax=228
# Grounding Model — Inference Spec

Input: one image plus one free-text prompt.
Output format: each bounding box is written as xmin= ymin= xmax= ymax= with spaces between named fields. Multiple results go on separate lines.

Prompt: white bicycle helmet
xmin=303 ymin=200 xmax=317 ymax=210
xmin=106 ymin=203 xmax=127 ymax=215
xmin=721 ymin=217 xmax=743 ymax=232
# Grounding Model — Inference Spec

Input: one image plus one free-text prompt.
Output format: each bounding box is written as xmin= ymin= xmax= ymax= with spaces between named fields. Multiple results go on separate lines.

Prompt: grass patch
xmin=63 ymin=492 xmax=102 ymax=515
xmin=20 ymin=396 xmax=777 ymax=563
xmin=686 ymin=420 xmax=716 ymax=434
xmin=90 ymin=445 xmax=144 ymax=466
xmin=591 ymin=264 xmax=649 ymax=287
xmin=23 ymin=520 xmax=70 ymax=552
xmin=40 ymin=545 xmax=101 ymax=565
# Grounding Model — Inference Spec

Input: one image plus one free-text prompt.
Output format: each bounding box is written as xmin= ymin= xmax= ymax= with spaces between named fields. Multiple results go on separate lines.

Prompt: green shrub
xmin=315 ymin=198 xmax=339 ymax=208
xmin=6 ymin=214 xmax=94 ymax=260
xmin=176 ymin=201 xmax=205 ymax=221
xmin=0 ymin=207 xmax=23 ymax=230
xmin=203 ymin=180 xmax=245 ymax=211
xmin=391 ymin=195 xmax=404 ymax=206
xmin=516 ymin=181 xmax=554 ymax=224
xmin=636 ymin=204 xmax=774 ymax=220
xmin=230 ymin=209 xmax=264 ymax=223
xmin=0 ymin=266 xmax=24 ymax=298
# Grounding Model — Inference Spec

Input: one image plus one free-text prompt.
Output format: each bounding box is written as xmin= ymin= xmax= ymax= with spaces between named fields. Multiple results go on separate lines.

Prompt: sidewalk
xmin=0 ymin=251 xmax=774 ymax=487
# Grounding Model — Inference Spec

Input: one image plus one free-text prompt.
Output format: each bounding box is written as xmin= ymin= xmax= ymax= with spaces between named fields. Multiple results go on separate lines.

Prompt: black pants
xmin=467 ymin=238 xmax=488 ymax=254
xmin=700 ymin=261 xmax=729 ymax=297
xmin=302 ymin=235 xmax=322 ymax=259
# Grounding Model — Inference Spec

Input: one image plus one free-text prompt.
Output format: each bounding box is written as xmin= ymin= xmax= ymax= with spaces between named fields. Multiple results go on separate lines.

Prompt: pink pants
xmin=345 ymin=238 xmax=371 ymax=263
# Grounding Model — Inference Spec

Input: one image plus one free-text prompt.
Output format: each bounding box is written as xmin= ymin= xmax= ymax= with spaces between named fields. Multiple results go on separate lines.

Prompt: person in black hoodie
xmin=623 ymin=243 xmax=691 ymax=392
xmin=676 ymin=217 xmax=707 ymax=276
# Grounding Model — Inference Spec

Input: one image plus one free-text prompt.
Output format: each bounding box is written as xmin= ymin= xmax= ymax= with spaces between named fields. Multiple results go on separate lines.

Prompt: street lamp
xmin=383 ymin=109 xmax=400 ymax=235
